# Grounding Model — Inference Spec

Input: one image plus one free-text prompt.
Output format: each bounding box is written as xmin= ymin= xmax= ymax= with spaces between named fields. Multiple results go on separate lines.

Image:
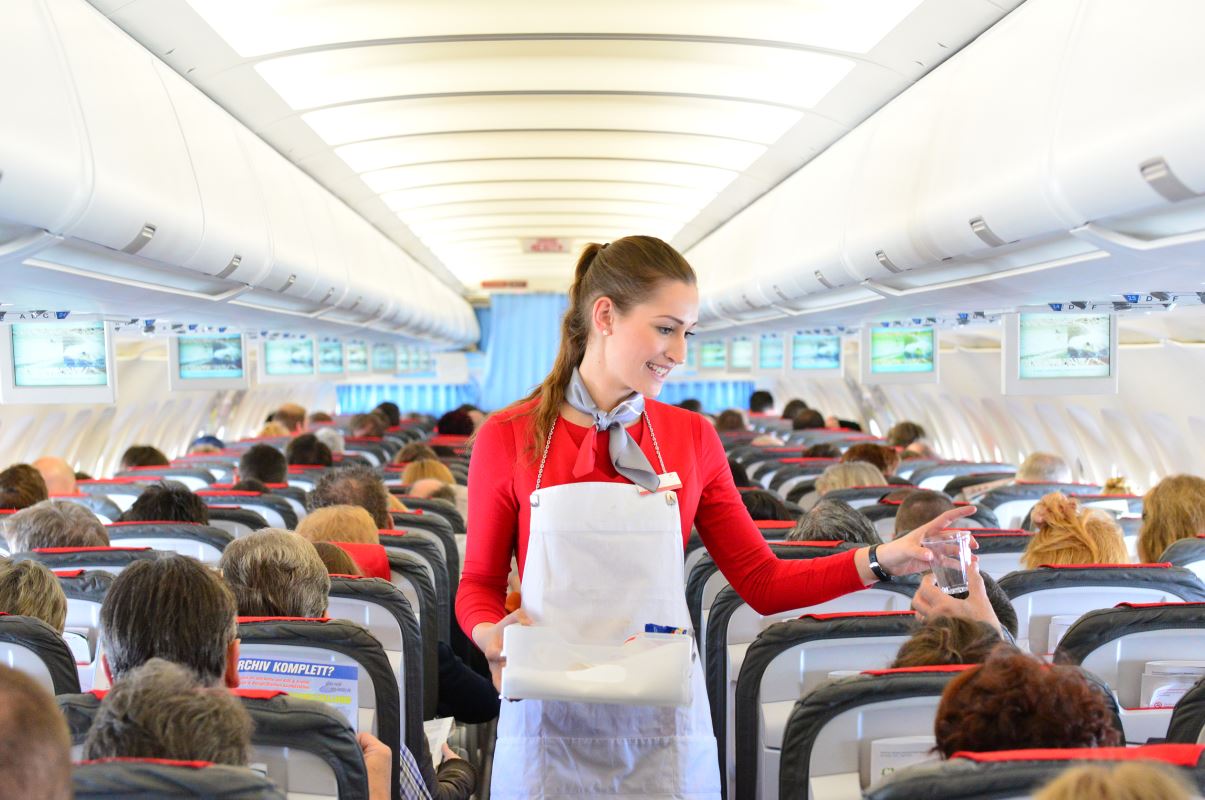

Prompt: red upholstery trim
xmin=34 ymin=546 xmax=150 ymax=553
xmin=197 ymin=490 xmax=263 ymax=497
xmin=774 ymin=541 xmax=843 ymax=548
xmin=954 ymin=529 xmax=1029 ymax=537
xmin=107 ymin=520 xmax=202 ymax=528
xmin=803 ymin=611 xmax=916 ymax=621
xmin=79 ymin=477 xmax=150 ymax=484
xmin=89 ymin=689 xmax=107 ymax=699
xmin=428 ymin=435 xmax=469 ymax=445
xmin=776 ymin=458 xmax=838 ymax=465
xmin=952 ymin=744 xmax=1204 ymax=767
xmin=755 ymin=521 xmax=797 ymax=530
xmin=0 ymin=509 xmax=14 ymax=515
xmin=238 ymin=616 xmax=330 ymax=623
xmin=121 ymin=465 xmax=175 ymax=471
xmin=861 ymin=664 xmax=974 ymax=676
xmin=49 ymin=493 xmax=87 ymax=498
xmin=77 ymin=757 xmax=215 ymax=769
xmin=346 ymin=436 xmax=383 ymax=442
xmin=1115 ymin=602 xmax=1205 ymax=609
xmin=232 ymin=689 xmax=287 ymax=700
xmin=52 ymin=570 xmax=85 ymax=578
xmin=880 ymin=498 xmax=904 ymax=506
xmin=333 ymin=542 xmax=391 ymax=581
xmin=288 ymin=465 xmax=329 ymax=472
xmin=1039 ymin=563 xmax=1171 ymax=569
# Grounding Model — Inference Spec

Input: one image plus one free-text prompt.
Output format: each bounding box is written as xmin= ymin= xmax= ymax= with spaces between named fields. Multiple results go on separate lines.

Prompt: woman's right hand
xmin=473 ymin=607 xmax=532 ymax=691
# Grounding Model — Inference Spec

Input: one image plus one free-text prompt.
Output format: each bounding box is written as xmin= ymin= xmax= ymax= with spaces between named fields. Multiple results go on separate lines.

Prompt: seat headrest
xmin=332 ymin=542 xmax=391 ymax=581
xmin=71 ymin=759 xmax=285 ymax=799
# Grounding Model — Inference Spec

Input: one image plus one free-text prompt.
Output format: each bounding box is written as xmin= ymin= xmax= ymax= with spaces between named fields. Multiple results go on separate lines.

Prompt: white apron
xmin=491 ymin=415 xmax=721 ymax=799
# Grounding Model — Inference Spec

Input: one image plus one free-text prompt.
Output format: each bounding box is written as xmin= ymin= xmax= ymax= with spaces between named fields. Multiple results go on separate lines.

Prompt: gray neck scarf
xmin=564 ymin=368 xmax=661 ymax=491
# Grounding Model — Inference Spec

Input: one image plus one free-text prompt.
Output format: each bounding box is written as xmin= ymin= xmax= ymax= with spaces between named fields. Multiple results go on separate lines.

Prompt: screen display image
xmin=264 ymin=340 xmax=314 ymax=376
xmin=372 ymin=344 xmax=396 ymax=372
xmin=730 ymin=339 xmax=754 ymax=370
xmin=700 ymin=341 xmax=727 ymax=370
xmin=346 ymin=342 xmax=368 ymax=372
xmin=759 ymin=334 xmax=784 ymax=370
xmin=397 ymin=347 xmax=412 ymax=373
xmin=11 ymin=322 xmax=108 ymax=387
xmin=1018 ymin=313 xmax=1111 ymax=379
xmin=684 ymin=344 xmax=699 ymax=371
xmin=791 ymin=334 xmax=841 ymax=371
xmin=869 ymin=329 xmax=935 ymax=374
xmin=318 ymin=340 xmax=344 ymax=374
xmin=177 ymin=335 xmax=244 ymax=380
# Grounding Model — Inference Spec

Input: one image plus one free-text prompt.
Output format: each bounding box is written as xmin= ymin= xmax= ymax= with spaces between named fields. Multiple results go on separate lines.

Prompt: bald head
xmin=32 ymin=457 xmax=75 ymax=496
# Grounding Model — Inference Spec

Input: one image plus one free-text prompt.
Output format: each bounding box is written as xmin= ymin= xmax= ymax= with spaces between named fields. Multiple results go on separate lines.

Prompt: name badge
xmin=639 ymin=472 xmax=683 ymax=495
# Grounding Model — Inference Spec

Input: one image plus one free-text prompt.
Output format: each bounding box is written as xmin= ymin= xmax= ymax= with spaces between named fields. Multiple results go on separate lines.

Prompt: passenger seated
xmin=0 ymin=559 xmax=67 ymax=633
xmin=1101 ymin=476 xmax=1134 ymax=496
xmin=32 ymin=457 xmax=76 ymax=496
xmin=728 ymin=459 xmax=756 ymax=489
xmin=351 ymin=412 xmax=387 ymax=438
xmin=801 ymin=442 xmax=840 ymax=459
xmin=1017 ymin=451 xmax=1073 ymax=483
xmin=436 ymin=410 xmax=474 ymax=436
xmin=402 ymin=459 xmax=456 ymax=487
xmin=308 ymin=411 xmax=334 ymax=426
xmin=791 ymin=409 xmax=826 ymax=430
xmin=1138 ymin=474 xmax=1205 ymax=563
xmin=1022 ymin=492 xmax=1127 ymax=569
xmin=83 ymin=658 xmax=252 ymax=765
xmin=912 ymin=559 xmax=1019 ymax=638
xmin=815 ymin=462 xmax=886 ymax=496
xmin=894 ymin=490 xmax=955 ymax=540
xmin=395 ymin=442 xmax=438 ymax=464
xmin=257 ymin=421 xmax=290 ymax=438
xmin=841 ymin=442 xmax=900 ymax=477
xmin=219 ymin=529 xmax=328 ymax=618
xmin=408 ymin=478 xmax=458 ymax=506
xmin=118 ymin=482 xmax=209 ymax=525
xmin=891 ymin=616 xmax=1004 ymax=668
xmin=286 ymin=433 xmax=333 ymax=467
xmin=749 ymin=390 xmax=774 ymax=415
xmin=118 ymin=445 xmax=169 ymax=471
xmin=312 ymin=541 xmax=361 ymax=576
xmin=740 ymin=490 xmax=794 ymax=522
xmin=4 ymin=499 xmax=109 ymax=552
xmin=787 ymin=498 xmax=879 ymax=546
xmin=454 ymin=404 xmax=486 ymax=431
xmin=0 ymin=464 xmax=48 ymax=510
xmin=314 ymin=426 xmax=345 ymax=455
xmin=715 ymin=409 xmax=747 ymax=432
xmin=676 ymin=398 xmax=703 ymax=414
xmin=312 ymin=466 xmax=393 ymax=529
xmin=780 ymin=399 xmax=809 ymax=420
xmin=188 ymin=435 xmax=225 ymax=455
xmin=296 ymin=505 xmax=379 ymax=545
xmin=373 ymin=402 xmax=402 ymax=428
xmin=886 ymin=421 xmax=926 ymax=448
xmin=1034 ymin=762 xmax=1194 ymax=800
xmin=271 ymin=403 xmax=306 ymax=434
xmin=229 ymin=478 xmax=268 ymax=493
xmin=934 ymin=647 xmax=1121 ymax=757
xmin=238 ymin=444 xmax=287 ymax=485
xmin=0 ymin=663 xmax=71 ymax=799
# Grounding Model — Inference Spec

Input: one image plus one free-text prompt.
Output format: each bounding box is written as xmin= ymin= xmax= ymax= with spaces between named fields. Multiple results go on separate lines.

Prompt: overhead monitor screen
xmin=177 ymin=334 xmax=244 ymax=381
xmin=346 ymin=342 xmax=368 ymax=373
xmin=318 ymin=340 xmax=344 ymax=374
xmin=791 ymin=333 xmax=841 ymax=371
xmin=1018 ymin=312 xmax=1111 ymax=379
xmin=869 ymin=328 xmax=935 ymax=374
xmin=372 ymin=343 xmax=396 ymax=372
xmin=684 ymin=344 xmax=699 ymax=371
xmin=397 ymin=347 xmax=412 ymax=373
xmin=11 ymin=322 xmax=108 ymax=387
xmin=263 ymin=340 xmax=314 ymax=376
xmin=699 ymin=341 xmax=726 ymax=370
xmin=758 ymin=334 xmax=784 ymax=370
xmin=730 ymin=339 xmax=754 ymax=370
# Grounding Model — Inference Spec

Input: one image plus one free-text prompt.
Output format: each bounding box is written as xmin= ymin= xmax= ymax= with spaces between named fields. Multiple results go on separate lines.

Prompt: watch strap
xmin=867 ymin=544 xmax=892 ymax=582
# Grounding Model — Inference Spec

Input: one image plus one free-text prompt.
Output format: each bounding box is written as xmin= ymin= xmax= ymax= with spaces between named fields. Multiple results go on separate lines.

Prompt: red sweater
xmin=456 ymin=397 xmax=866 ymax=636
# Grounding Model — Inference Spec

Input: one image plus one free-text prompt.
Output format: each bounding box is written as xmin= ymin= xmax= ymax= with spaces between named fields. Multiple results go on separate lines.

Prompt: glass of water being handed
xmin=920 ymin=529 xmax=973 ymax=595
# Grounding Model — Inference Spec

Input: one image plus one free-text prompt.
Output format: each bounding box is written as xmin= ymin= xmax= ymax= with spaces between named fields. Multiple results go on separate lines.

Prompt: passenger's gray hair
xmin=3 ymin=499 xmax=108 ymax=554
xmin=314 ymin=426 xmax=345 ymax=455
xmin=815 ymin=462 xmax=886 ymax=496
xmin=1016 ymin=452 xmax=1072 ymax=484
xmin=219 ymin=528 xmax=330 ymax=619
xmin=83 ymin=658 xmax=251 ymax=766
xmin=787 ymin=498 xmax=881 ymax=546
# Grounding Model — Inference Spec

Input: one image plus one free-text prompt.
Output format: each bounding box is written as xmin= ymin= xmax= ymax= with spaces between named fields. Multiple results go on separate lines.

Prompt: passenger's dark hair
xmin=892 ymin=617 xmax=1003 ymax=669
xmin=311 ymin=465 xmax=391 ymax=529
xmin=893 ymin=490 xmax=955 ymax=538
xmin=436 ymin=409 xmax=474 ymax=436
xmin=715 ymin=409 xmax=747 ymax=432
xmin=119 ymin=445 xmax=170 ymax=471
xmin=100 ymin=555 xmax=237 ymax=684
xmin=842 ymin=443 xmax=900 ymax=476
xmin=741 ymin=489 xmax=794 ymax=522
xmin=781 ymin=399 xmax=809 ymax=420
xmin=0 ymin=464 xmax=48 ymax=509
xmin=238 ymin=444 xmax=287 ymax=485
xmin=791 ymin=409 xmax=826 ymax=430
xmin=728 ymin=459 xmax=754 ymax=489
xmin=749 ymin=390 xmax=774 ymax=413
xmin=312 ymin=541 xmax=360 ymax=576
xmin=676 ymin=398 xmax=703 ymax=414
xmin=801 ymin=443 xmax=841 ymax=459
xmin=286 ymin=433 xmax=333 ymax=467
xmin=229 ymin=478 xmax=267 ymax=493
xmin=119 ymin=482 xmax=209 ymax=525
xmin=350 ymin=412 xmax=386 ymax=438
xmin=886 ymin=421 xmax=926 ymax=448
xmin=374 ymin=401 xmax=401 ymax=428
xmin=394 ymin=441 xmax=438 ymax=464
xmin=788 ymin=498 xmax=880 ymax=546
xmin=513 ymin=235 xmax=696 ymax=460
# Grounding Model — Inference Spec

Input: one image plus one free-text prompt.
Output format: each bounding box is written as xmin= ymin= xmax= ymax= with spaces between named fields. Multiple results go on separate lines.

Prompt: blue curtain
xmin=658 ymin=380 xmax=755 ymax=414
xmin=336 ymin=383 xmax=478 ymax=416
xmin=479 ymin=293 xmax=568 ymax=410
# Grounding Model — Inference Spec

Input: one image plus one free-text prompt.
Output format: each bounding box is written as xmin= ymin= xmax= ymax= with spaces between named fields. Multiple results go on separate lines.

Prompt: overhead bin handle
xmin=1139 ymin=157 xmax=1201 ymax=203
xmin=24 ymin=255 xmax=253 ymax=303
xmin=1070 ymin=222 xmax=1205 ymax=254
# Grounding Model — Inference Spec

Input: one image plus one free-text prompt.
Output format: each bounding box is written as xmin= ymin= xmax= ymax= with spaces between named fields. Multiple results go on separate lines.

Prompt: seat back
xmin=15 ymin=546 xmax=166 ymax=574
xmin=380 ymin=531 xmax=452 ymax=647
xmin=71 ymin=759 xmax=285 ymax=799
xmin=50 ymin=493 xmax=121 ymax=524
xmin=236 ymin=617 xmax=406 ymax=800
xmin=207 ymin=506 xmax=270 ymax=538
xmin=387 ymin=553 xmax=440 ymax=723
xmin=55 ymin=569 xmax=112 ymax=691
xmin=285 ymin=465 xmax=330 ymax=491
xmin=1163 ymin=536 xmax=1205 ymax=583
xmin=863 ymin=744 xmax=1205 ymax=800
xmin=772 ymin=665 xmax=969 ymax=800
xmin=908 ymin=463 xmax=1015 ymax=492
xmin=1056 ymin=602 xmax=1205 ymax=743
xmin=732 ymin=615 xmax=925 ymax=800
xmin=978 ymin=482 xmax=1103 ymax=528
xmin=116 ymin=465 xmax=217 ymax=491
xmin=999 ymin=565 xmax=1205 ymax=657
xmin=262 ymin=484 xmax=308 ymax=522
xmin=0 ymin=613 xmax=81 ymax=694
xmin=171 ymin=453 xmax=240 ymax=483
xmin=105 ymin=521 xmax=232 ymax=563
xmin=197 ymin=491 xmax=298 ymax=529
xmin=817 ymin=486 xmax=896 ymax=510
xmin=392 ymin=496 xmax=464 ymax=533
xmin=76 ymin=479 xmax=149 ymax=512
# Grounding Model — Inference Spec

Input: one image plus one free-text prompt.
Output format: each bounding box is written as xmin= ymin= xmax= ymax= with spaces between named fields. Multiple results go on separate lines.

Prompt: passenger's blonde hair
xmin=400 ymin=459 xmax=455 ymax=486
xmin=1139 ymin=474 xmax=1205 ymax=563
xmin=1016 ymin=452 xmax=1072 ymax=483
xmin=0 ymin=559 xmax=67 ymax=633
xmin=257 ymin=421 xmax=290 ymax=438
xmin=1033 ymin=762 xmax=1193 ymax=800
xmin=1102 ymin=476 xmax=1133 ymax=495
xmin=815 ymin=462 xmax=886 ymax=495
xmin=1022 ymin=493 xmax=1128 ymax=569
xmin=295 ymin=505 xmax=379 ymax=545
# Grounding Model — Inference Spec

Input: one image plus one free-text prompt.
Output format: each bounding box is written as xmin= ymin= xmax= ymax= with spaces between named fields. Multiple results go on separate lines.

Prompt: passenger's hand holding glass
xmin=874 ymin=505 xmax=977 ymax=577
xmin=920 ymin=529 xmax=973 ymax=594
xmin=911 ymin=558 xmax=1005 ymax=636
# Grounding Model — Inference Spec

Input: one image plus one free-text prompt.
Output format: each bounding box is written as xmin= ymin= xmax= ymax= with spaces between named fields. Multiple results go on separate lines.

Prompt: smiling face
xmin=590 ymin=279 xmax=699 ymax=400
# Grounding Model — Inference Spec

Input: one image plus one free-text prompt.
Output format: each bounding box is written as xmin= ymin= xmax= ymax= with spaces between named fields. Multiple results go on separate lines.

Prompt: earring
xmin=602 ymin=329 xmax=611 ymax=336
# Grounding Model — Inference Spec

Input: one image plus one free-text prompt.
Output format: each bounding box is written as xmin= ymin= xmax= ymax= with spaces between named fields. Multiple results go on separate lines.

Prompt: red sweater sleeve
xmin=693 ymin=418 xmax=866 ymax=615
xmin=456 ymin=415 xmax=519 ymax=636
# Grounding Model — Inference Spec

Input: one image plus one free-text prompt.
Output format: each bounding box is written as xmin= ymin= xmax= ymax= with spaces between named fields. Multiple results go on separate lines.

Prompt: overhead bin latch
xmin=216 ymin=254 xmax=242 ymax=279
xmin=277 ymin=273 xmax=297 ymax=292
xmin=121 ymin=223 xmax=156 ymax=255
xmin=1139 ymin=157 xmax=1201 ymax=203
xmin=969 ymin=216 xmax=1008 ymax=248
xmin=814 ymin=270 xmax=836 ymax=289
xmin=874 ymin=250 xmax=904 ymax=273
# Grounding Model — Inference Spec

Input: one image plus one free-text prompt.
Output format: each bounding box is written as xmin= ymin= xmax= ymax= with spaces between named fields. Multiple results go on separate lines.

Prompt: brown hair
xmin=894 ymin=490 xmax=955 ymax=538
xmin=934 ymin=649 xmax=1121 ymax=758
xmin=0 ymin=663 xmax=71 ymax=799
xmin=841 ymin=443 xmax=900 ymax=476
xmin=1022 ymin=492 xmax=1128 ymax=569
xmin=312 ymin=541 xmax=361 ymax=576
xmin=1139 ymin=474 xmax=1205 ymax=563
xmin=0 ymin=464 xmax=48 ymax=510
xmin=0 ymin=559 xmax=68 ymax=633
xmin=886 ymin=421 xmax=926 ymax=448
xmin=1034 ymin=762 xmax=1194 ymax=800
xmin=715 ymin=409 xmax=747 ymax=432
xmin=401 ymin=459 xmax=455 ymax=486
xmin=296 ymin=505 xmax=380 ymax=545
xmin=394 ymin=442 xmax=438 ymax=464
xmin=514 ymin=236 xmax=696 ymax=459
xmin=891 ymin=617 xmax=1003 ymax=669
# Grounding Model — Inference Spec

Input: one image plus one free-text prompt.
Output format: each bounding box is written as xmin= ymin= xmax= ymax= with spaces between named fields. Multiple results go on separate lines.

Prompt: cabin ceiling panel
xmin=93 ymin=0 xmax=1020 ymax=293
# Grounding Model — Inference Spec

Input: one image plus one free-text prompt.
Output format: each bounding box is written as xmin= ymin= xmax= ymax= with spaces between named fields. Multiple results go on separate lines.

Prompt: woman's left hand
xmin=876 ymin=505 xmax=978 ymax=577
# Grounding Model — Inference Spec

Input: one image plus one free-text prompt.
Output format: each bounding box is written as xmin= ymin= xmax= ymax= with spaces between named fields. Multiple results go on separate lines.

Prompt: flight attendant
xmin=457 ymin=235 xmax=973 ymax=799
